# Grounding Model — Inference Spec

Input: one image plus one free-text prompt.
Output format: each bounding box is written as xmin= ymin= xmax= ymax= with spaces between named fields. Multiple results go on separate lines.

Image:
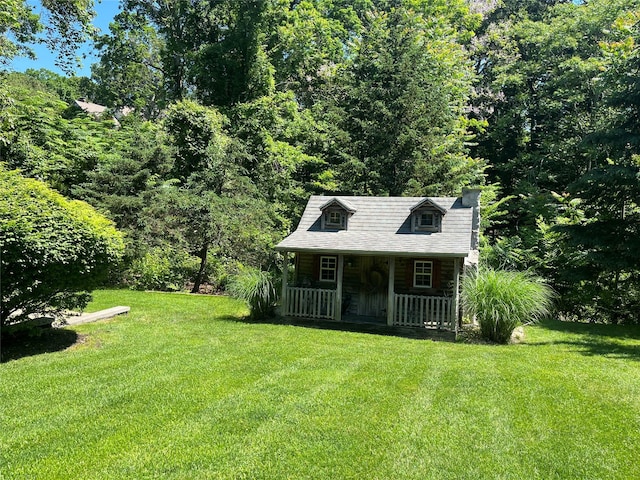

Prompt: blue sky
xmin=8 ymin=0 xmax=121 ymax=77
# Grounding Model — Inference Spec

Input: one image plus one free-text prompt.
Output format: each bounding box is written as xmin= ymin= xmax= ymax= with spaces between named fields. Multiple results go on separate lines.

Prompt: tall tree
xmin=472 ymin=0 xmax=640 ymax=322
xmin=91 ymin=11 xmax=166 ymax=118
xmin=552 ymin=8 xmax=640 ymax=322
xmin=322 ymin=5 xmax=484 ymax=195
xmin=161 ymin=99 xmax=279 ymax=292
xmin=230 ymin=91 xmax=331 ymax=225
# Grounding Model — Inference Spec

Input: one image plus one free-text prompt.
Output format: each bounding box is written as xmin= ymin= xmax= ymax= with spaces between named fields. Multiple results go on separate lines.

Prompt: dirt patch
xmin=184 ymin=282 xmax=224 ymax=295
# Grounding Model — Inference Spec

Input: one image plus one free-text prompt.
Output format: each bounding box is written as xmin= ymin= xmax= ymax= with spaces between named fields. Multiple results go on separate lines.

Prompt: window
xmin=413 ymin=210 xmax=440 ymax=232
xmin=413 ymin=260 xmax=433 ymax=288
xmin=320 ymin=256 xmax=337 ymax=282
xmin=419 ymin=212 xmax=434 ymax=227
xmin=325 ymin=210 xmax=345 ymax=229
xmin=329 ymin=211 xmax=343 ymax=225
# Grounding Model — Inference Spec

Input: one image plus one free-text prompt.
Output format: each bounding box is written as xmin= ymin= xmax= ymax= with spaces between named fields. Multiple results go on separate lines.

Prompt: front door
xmin=358 ymin=257 xmax=388 ymax=318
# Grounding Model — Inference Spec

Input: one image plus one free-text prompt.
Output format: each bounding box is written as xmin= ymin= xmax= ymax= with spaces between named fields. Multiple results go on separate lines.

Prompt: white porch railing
xmin=393 ymin=294 xmax=454 ymax=329
xmin=284 ymin=287 xmax=336 ymax=320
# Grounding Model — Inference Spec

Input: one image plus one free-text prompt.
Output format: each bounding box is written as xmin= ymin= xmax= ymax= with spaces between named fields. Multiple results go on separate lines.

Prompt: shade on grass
xmin=1 ymin=290 xmax=640 ymax=479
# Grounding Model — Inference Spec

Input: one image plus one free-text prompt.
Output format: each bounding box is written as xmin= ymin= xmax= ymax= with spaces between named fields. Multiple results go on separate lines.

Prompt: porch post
xmin=387 ymin=256 xmax=395 ymax=326
xmin=452 ymin=257 xmax=460 ymax=333
xmin=335 ymin=254 xmax=344 ymax=321
xmin=281 ymin=251 xmax=289 ymax=316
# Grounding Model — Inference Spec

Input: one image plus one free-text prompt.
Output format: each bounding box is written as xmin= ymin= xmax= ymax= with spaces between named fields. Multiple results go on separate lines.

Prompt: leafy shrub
xmin=0 ymin=168 xmax=124 ymax=326
xmin=126 ymin=246 xmax=199 ymax=291
xmin=227 ymin=267 xmax=278 ymax=319
xmin=461 ymin=268 xmax=554 ymax=344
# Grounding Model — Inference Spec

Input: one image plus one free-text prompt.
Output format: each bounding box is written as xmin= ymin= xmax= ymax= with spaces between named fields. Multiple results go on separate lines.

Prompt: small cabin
xmin=275 ymin=189 xmax=481 ymax=332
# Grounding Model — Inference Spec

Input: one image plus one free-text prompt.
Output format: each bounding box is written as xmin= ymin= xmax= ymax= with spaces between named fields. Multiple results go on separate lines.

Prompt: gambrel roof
xmin=276 ymin=195 xmax=475 ymax=257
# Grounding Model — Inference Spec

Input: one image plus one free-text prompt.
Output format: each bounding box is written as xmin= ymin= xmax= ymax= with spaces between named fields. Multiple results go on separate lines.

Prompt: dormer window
xmin=419 ymin=212 xmax=435 ymax=228
xmin=413 ymin=209 xmax=441 ymax=232
xmin=327 ymin=210 xmax=345 ymax=228
xmin=410 ymin=198 xmax=446 ymax=233
xmin=319 ymin=197 xmax=356 ymax=231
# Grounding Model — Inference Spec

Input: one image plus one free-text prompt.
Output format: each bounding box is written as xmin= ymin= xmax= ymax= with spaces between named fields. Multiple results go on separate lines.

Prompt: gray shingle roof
xmin=276 ymin=195 xmax=474 ymax=257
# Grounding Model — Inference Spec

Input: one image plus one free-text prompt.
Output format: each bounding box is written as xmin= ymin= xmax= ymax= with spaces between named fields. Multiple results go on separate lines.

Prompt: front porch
xmin=280 ymin=254 xmax=462 ymax=332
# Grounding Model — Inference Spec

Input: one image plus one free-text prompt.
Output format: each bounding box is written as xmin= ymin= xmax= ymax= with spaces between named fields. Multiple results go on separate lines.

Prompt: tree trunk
xmin=191 ymin=243 xmax=209 ymax=294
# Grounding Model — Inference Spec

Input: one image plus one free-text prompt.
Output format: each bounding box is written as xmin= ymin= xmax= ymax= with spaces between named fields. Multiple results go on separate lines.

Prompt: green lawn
xmin=2 ymin=290 xmax=640 ymax=479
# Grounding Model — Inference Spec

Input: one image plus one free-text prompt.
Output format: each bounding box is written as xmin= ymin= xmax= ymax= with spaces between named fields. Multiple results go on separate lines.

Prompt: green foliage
xmin=0 ymin=72 xmax=121 ymax=195
xmin=1 ymin=0 xmax=96 ymax=72
xmin=231 ymin=91 xmax=331 ymax=223
xmin=0 ymin=0 xmax=41 ymax=63
xmin=91 ymin=10 xmax=166 ymax=117
xmin=552 ymin=164 xmax=640 ymax=323
xmin=0 ymin=168 xmax=124 ymax=326
xmin=73 ymin=117 xmax=172 ymax=230
xmin=164 ymin=100 xmax=228 ymax=182
xmin=471 ymin=0 xmax=640 ymax=324
xmin=126 ymin=246 xmax=199 ymax=291
xmin=322 ymin=5 xmax=484 ymax=196
xmin=23 ymin=69 xmax=96 ymax=103
xmin=461 ymin=268 xmax=554 ymax=343
xmin=0 ymin=76 xmax=15 ymax=146
xmin=227 ymin=267 xmax=278 ymax=319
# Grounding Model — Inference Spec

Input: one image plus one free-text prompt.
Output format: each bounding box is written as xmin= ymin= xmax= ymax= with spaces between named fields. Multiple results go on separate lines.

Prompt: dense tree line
xmin=1 ymin=0 xmax=639 ymax=323
xmin=471 ymin=0 xmax=640 ymax=322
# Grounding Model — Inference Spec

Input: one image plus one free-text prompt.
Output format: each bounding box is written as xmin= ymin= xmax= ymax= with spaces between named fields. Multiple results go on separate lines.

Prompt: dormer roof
xmin=410 ymin=198 xmax=447 ymax=215
xmin=319 ymin=197 xmax=357 ymax=214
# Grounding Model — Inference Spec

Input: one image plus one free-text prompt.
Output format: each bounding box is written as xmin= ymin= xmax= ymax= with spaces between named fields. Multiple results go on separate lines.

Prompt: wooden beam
xmin=452 ymin=257 xmax=461 ymax=333
xmin=335 ymin=254 xmax=344 ymax=321
xmin=387 ymin=256 xmax=395 ymax=326
xmin=281 ymin=252 xmax=289 ymax=316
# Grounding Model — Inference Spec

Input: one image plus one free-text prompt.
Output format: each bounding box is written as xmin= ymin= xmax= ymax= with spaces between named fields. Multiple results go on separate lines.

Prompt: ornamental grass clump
xmin=462 ymin=268 xmax=554 ymax=344
xmin=227 ymin=267 xmax=278 ymax=319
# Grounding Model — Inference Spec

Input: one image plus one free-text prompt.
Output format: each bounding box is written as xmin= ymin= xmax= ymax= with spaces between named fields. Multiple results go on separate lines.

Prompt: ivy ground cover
xmin=2 ymin=290 xmax=640 ymax=479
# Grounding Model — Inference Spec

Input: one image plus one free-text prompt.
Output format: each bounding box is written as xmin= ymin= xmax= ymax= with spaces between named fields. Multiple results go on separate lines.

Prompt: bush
xmin=126 ymin=246 xmax=200 ymax=291
xmin=0 ymin=168 xmax=124 ymax=326
xmin=227 ymin=267 xmax=278 ymax=319
xmin=461 ymin=268 xmax=554 ymax=344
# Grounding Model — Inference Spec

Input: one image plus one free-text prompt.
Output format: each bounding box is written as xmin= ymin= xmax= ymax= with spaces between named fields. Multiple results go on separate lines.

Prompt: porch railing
xmin=284 ymin=287 xmax=336 ymax=320
xmin=393 ymin=294 xmax=454 ymax=329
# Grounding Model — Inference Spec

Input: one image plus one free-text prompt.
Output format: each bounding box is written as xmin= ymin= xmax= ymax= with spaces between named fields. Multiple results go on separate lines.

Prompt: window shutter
xmin=405 ymin=259 xmax=414 ymax=287
xmin=433 ymin=259 xmax=442 ymax=289
xmin=312 ymin=255 xmax=320 ymax=281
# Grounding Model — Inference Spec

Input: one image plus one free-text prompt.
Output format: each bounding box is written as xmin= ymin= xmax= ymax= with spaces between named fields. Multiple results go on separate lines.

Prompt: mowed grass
xmin=2 ymin=290 xmax=640 ymax=479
